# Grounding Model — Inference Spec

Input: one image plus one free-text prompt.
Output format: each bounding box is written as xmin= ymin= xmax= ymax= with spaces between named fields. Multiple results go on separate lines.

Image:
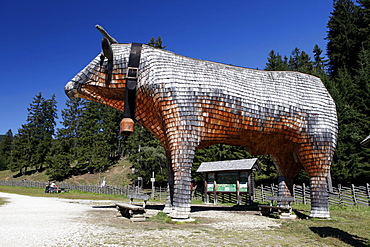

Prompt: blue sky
xmin=0 ymin=0 xmax=334 ymax=135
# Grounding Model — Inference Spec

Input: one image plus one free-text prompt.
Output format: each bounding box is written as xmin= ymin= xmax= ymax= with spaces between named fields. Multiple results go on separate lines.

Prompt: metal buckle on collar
xmin=127 ymin=67 xmax=138 ymax=79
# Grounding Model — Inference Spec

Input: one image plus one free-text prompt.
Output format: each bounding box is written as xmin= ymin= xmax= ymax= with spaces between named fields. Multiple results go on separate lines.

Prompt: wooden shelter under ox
xmin=65 ymin=25 xmax=338 ymax=219
xmin=197 ymin=158 xmax=260 ymax=205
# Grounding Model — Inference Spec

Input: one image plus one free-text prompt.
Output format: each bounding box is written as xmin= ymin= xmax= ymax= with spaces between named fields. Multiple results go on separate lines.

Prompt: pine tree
xmin=10 ymin=93 xmax=57 ymax=174
xmin=312 ymin=44 xmax=328 ymax=76
xmin=9 ymin=127 xmax=31 ymax=174
xmin=326 ymin=0 xmax=370 ymax=184
xmin=0 ymin=129 xmax=13 ymax=170
xmin=327 ymin=0 xmax=361 ymax=76
xmin=265 ymin=50 xmax=289 ymax=71
xmin=71 ymin=101 xmax=122 ymax=174
xmin=354 ymin=47 xmax=370 ymax=116
xmin=46 ymin=98 xmax=84 ymax=180
xmin=289 ymin=48 xmax=313 ymax=74
xmin=148 ymin=36 xmax=167 ymax=49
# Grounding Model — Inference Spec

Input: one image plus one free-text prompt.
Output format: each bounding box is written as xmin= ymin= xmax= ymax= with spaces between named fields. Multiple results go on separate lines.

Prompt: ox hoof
xmin=310 ymin=209 xmax=330 ymax=219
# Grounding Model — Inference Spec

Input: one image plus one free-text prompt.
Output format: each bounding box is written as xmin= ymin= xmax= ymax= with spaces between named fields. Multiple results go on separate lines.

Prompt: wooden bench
xmin=115 ymin=193 xmax=150 ymax=222
xmin=258 ymin=196 xmax=295 ymax=218
xmin=127 ymin=192 xmax=150 ymax=207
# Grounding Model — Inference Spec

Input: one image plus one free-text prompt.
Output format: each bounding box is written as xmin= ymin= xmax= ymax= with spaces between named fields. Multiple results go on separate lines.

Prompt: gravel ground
xmin=0 ymin=192 xmax=284 ymax=246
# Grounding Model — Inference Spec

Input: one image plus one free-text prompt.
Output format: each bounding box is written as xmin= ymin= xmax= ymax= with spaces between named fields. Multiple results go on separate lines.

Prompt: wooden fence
xmin=0 ymin=180 xmax=130 ymax=195
xmin=254 ymin=183 xmax=370 ymax=206
xmin=1 ymin=180 xmax=369 ymax=206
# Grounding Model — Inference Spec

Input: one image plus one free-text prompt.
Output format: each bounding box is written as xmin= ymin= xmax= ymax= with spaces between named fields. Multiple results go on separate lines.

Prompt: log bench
xmin=115 ymin=193 xmax=150 ymax=222
xmin=258 ymin=196 xmax=295 ymax=219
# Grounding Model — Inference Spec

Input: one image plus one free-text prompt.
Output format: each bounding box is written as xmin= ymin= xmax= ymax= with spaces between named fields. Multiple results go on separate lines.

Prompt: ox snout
xmin=64 ymin=81 xmax=80 ymax=98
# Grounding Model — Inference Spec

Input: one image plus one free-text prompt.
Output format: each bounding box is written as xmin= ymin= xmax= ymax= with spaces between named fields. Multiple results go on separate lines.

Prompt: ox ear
xmin=102 ymin=37 xmax=113 ymax=61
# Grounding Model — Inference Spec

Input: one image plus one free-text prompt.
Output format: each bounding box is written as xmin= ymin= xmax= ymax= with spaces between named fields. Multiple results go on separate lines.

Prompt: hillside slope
xmin=0 ymin=159 xmax=133 ymax=187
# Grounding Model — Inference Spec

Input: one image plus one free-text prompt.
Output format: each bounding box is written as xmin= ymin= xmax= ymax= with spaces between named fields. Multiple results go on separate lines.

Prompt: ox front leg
xmin=168 ymin=147 xmax=196 ymax=219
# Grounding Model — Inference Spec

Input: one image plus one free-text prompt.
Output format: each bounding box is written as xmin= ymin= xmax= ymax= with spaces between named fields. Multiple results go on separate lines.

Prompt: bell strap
xmin=123 ymin=43 xmax=142 ymax=120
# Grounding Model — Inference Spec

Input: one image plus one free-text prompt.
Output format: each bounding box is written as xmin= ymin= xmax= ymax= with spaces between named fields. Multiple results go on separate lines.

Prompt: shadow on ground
xmin=310 ymin=227 xmax=369 ymax=247
xmin=292 ymin=209 xmax=310 ymax=219
xmin=143 ymin=203 xmax=260 ymax=214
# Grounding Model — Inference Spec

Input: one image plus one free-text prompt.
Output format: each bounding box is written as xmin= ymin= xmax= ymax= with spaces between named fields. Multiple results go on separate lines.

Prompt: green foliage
xmin=326 ymin=0 xmax=370 ymax=184
xmin=10 ymin=93 xmax=57 ymax=174
xmin=327 ymin=0 xmax=361 ymax=76
xmin=147 ymin=36 xmax=167 ymax=49
xmin=264 ymin=50 xmax=289 ymax=71
xmin=73 ymin=101 xmax=121 ymax=174
xmin=46 ymin=98 xmax=84 ymax=180
xmin=128 ymin=145 xmax=167 ymax=187
xmin=264 ymin=3 xmax=370 ymax=184
xmin=147 ymin=212 xmax=173 ymax=223
xmin=0 ymin=130 xmax=13 ymax=171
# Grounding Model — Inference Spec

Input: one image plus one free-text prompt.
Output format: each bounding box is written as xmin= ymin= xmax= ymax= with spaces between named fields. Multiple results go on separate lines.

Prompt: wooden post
xmin=213 ymin=180 xmax=218 ymax=205
xmin=248 ymin=170 xmax=254 ymax=205
xmin=338 ymin=184 xmax=342 ymax=204
xmin=367 ymin=183 xmax=370 ymax=206
xmin=236 ymin=180 xmax=241 ymax=205
xmin=204 ymin=180 xmax=209 ymax=204
xmin=261 ymin=184 xmax=265 ymax=203
xmin=351 ymin=184 xmax=357 ymax=205
xmin=271 ymin=184 xmax=275 ymax=197
xmin=292 ymin=184 xmax=296 ymax=204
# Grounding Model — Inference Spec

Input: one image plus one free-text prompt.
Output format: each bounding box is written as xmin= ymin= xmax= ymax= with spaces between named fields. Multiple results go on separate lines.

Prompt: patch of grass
xmin=0 ymin=197 xmax=7 ymax=206
xmin=147 ymin=212 xmax=173 ymax=223
xmin=277 ymin=204 xmax=370 ymax=246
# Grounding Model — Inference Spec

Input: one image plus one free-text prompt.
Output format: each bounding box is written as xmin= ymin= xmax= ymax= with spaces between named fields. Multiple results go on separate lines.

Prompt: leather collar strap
xmin=123 ymin=43 xmax=142 ymax=120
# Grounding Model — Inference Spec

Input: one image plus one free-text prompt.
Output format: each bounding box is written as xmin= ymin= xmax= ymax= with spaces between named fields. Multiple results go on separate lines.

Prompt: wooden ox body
xmin=65 ymin=29 xmax=337 ymax=219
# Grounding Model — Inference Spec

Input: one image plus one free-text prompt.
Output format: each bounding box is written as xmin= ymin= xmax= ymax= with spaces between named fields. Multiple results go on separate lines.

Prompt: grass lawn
xmin=276 ymin=204 xmax=370 ymax=246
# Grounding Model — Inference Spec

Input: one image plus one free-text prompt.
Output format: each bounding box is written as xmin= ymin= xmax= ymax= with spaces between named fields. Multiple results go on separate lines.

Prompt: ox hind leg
xmin=296 ymin=142 xmax=333 ymax=218
xmin=270 ymin=153 xmax=303 ymax=206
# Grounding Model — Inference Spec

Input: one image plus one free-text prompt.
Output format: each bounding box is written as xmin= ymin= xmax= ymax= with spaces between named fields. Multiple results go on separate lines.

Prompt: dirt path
xmin=0 ymin=192 xmax=298 ymax=246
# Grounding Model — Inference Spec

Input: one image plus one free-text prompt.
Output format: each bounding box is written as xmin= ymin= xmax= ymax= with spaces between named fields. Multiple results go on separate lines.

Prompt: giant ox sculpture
xmin=65 ymin=26 xmax=337 ymax=219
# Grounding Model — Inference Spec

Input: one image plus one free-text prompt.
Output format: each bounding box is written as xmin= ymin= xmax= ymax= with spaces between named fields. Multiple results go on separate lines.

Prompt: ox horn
xmin=95 ymin=24 xmax=118 ymax=44
xmin=101 ymin=37 xmax=113 ymax=61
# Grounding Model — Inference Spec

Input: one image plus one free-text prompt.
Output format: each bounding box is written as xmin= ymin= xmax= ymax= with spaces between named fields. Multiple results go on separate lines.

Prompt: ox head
xmin=64 ymin=25 xmax=136 ymax=135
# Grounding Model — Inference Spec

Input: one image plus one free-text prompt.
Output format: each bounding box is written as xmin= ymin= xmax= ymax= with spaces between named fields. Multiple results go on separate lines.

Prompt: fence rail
xmin=254 ymin=183 xmax=370 ymax=206
xmin=0 ymin=180 xmax=369 ymax=206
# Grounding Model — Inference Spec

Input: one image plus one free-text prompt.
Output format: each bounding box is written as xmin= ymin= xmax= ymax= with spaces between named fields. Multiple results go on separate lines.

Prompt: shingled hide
xmin=65 ymin=26 xmax=338 ymax=219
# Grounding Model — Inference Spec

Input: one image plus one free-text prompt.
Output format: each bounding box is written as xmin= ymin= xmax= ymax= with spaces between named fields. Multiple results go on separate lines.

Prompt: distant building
xmin=197 ymin=158 xmax=260 ymax=205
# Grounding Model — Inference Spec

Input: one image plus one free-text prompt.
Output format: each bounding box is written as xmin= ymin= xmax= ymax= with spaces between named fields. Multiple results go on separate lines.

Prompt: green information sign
xmin=217 ymin=183 xmax=236 ymax=192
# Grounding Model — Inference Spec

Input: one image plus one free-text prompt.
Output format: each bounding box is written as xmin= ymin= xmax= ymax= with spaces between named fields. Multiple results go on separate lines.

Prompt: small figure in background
xmin=49 ymin=181 xmax=56 ymax=193
xmin=45 ymin=181 xmax=50 ymax=193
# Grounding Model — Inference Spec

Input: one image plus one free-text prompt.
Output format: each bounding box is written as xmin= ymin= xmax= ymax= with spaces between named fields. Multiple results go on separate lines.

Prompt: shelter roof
xmin=196 ymin=158 xmax=260 ymax=173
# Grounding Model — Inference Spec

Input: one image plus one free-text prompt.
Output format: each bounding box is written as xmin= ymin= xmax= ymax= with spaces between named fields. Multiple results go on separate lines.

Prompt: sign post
xmin=151 ymin=172 xmax=155 ymax=198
